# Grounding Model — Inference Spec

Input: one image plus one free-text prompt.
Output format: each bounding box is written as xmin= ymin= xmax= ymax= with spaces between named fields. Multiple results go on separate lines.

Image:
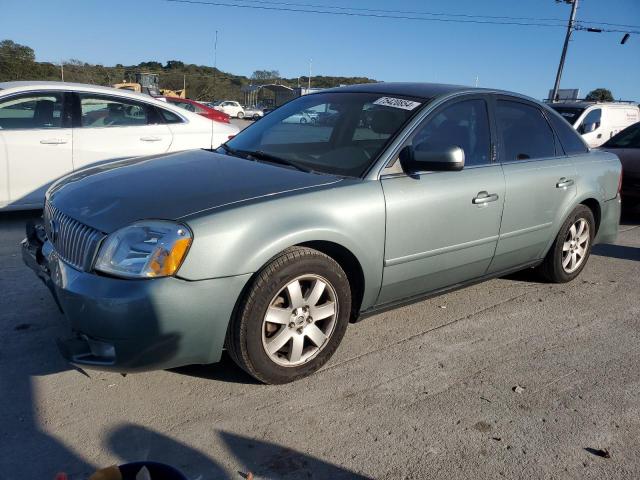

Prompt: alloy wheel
xmin=261 ymin=274 xmax=338 ymax=367
xmin=562 ymin=218 xmax=590 ymax=273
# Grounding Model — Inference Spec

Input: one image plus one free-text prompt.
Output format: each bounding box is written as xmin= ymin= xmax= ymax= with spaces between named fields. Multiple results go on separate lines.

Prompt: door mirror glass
xmin=580 ymin=122 xmax=598 ymax=134
xmin=399 ymin=144 xmax=465 ymax=173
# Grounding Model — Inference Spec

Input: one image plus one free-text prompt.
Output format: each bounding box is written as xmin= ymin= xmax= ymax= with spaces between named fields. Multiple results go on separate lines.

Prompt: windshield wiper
xmin=236 ymin=150 xmax=313 ymax=173
xmin=218 ymin=143 xmax=246 ymax=158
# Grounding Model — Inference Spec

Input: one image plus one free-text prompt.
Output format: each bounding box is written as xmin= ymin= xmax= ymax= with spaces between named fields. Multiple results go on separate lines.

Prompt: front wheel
xmin=237 ymin=111 xmax=245 ymax=119
xmin=538 ymin=205 xmax=595 ymax=283
xmin=226 ymin=247 xmax=351 ymax=384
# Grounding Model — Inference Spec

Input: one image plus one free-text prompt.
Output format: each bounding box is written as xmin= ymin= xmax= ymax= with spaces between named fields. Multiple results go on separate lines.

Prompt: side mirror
xmin=399 ymin=144 xmax=465 ymax=173
xmin=580 ymin=122 xmax=598 ymax=134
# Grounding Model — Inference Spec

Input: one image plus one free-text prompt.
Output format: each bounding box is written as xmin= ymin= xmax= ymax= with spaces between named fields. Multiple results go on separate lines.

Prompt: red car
xmin=160 ymin=96 xmax=230 ymax=124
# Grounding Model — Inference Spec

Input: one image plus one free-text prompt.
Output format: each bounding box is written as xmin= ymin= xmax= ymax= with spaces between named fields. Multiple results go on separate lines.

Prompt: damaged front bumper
xmin=22 ymin=221 xmax=251 ymax=373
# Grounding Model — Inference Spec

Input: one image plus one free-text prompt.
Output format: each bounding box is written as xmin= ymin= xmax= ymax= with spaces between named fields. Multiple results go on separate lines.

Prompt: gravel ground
xmin=1 ymin=203 xmax=639 ymax=480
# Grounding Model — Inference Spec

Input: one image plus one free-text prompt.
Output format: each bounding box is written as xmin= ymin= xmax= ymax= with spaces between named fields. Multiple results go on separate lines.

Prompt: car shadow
xmin=218 ymin=430 xmax=371 ymax=479
xmin=169 ymin=352 xmax=261 ymax=385
xmin=592 ymin=243 xmax=640 ymax=261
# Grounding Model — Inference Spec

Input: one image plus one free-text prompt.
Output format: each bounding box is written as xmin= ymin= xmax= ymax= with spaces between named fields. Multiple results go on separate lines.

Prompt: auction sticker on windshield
xmin=373 ymin=97 xmax=421 ymax=110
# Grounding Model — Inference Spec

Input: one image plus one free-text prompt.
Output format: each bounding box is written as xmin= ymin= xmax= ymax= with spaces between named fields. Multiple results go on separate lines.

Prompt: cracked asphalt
xmin=1 ymin=205 xmax=639 ymax=480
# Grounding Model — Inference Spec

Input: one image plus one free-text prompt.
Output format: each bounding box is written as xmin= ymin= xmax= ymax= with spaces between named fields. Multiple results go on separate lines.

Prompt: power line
xmin=161 ymin=0 xmax=571 ymax=27
xmin=162 ymin=0 xmax=640 ymax=30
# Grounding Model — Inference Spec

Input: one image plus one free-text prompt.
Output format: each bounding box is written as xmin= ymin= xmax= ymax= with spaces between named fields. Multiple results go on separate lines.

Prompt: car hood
xmin=47 ymin=150 xmax=340 ymax=233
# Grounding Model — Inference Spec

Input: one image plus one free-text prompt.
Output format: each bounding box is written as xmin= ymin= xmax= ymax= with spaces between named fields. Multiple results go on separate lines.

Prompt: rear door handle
xmin=556 ymin=178 xmax=575 ymax=189
xmin=40 ymin=138 xmax=68 ymax=145
xmin=472 ymin=191 xmax=499 ymax=205
xmin=140 ymin=136 xmax=162 ymax=142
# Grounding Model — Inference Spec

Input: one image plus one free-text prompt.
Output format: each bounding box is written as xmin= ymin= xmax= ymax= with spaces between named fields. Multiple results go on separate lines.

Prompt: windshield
xmin=224 ymin=92 xmax=425 ymax=177
xmin=603 ymin=122 xmax=640 ymax=148
xmin=549 ymin=106 xmax=585 ymax=126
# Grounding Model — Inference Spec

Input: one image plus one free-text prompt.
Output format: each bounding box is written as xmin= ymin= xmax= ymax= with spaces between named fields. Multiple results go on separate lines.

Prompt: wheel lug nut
xmin=288 ymin=322 xmax=295 ymax=328
xmin=297 ymin=327 xmax=304 ymax=334
xmin=307 ymin=317 xmax=313 ymax=323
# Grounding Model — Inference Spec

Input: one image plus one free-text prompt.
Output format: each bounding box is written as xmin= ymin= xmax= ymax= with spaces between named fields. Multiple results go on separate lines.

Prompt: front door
xmin=72 ymin=93 xmax=172 ymax=170
xmin=488 ymin=97 xmax=577 ymax=273
xmin=379 ymin=96 xmax=505 ymax=305
xmin=0 ymin=91 xmax=73 ymax=207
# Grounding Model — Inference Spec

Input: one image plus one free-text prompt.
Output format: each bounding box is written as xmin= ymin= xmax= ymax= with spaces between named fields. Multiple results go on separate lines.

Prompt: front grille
xmin=43 ymin=201 xmax=105 ymax=271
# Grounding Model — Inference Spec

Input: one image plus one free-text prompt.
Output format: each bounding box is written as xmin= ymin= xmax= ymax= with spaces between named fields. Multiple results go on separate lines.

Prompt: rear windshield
xmin=549 ymin=106 xmax=585 ymax=125
xmin=603 ymin=122 xmax=640 ymax=148
xmin=225 ymin=92 xmax=426 ymax=177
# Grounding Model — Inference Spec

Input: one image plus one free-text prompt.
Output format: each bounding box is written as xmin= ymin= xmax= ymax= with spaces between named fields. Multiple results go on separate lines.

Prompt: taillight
xmin=618 ymin=169 xmax=623 ymax=195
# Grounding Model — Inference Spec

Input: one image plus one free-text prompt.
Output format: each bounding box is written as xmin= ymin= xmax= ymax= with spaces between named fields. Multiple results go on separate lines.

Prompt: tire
xmin=538 ymin=205 xmax=595 ymax=283
xmin=253 ymin=113 xmax=260 ymax=120
xmin=300 ymin=117 xmax=307 ymax=124
xmin=226 ymin=246 xmax=352 ymax=384
xmin=237 ymin=111 xmax=245 ymax=119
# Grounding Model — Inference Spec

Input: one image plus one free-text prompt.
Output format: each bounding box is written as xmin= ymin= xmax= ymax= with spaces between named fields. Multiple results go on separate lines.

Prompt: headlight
xmin=94 ymin=221 xmax=192 ymax=279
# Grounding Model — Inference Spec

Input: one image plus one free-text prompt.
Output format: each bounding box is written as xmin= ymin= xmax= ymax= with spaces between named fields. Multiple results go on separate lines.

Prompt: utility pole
xmin=60 ymin=62 xmax=64 ymax=82
xmin=551 ymin=0 xmax=579 ymax=102
xmin=213 ymin=30 xmax=218 ymax=100
xmin=308 ymin=58 xmax=312 ymax=91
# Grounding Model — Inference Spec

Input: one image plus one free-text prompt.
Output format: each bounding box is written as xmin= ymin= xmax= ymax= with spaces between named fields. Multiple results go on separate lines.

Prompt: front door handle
xmin=472 ymin=191 xmax=499 ymax=205
xmin=140 ymin=136 xmax=162 ymax=142
xmin=40 ymin=138 xmax=68 ymax=145
xmin=556 ymin=178 xmax=575 ymax=189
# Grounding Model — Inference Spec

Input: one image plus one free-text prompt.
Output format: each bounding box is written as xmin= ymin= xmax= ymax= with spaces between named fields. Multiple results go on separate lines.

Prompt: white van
xmin=549 ymin=102 xmax=640 ymax=148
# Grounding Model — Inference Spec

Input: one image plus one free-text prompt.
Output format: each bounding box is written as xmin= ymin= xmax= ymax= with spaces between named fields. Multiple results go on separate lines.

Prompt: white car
xmin=213 ymin=100 xmax=245 ymax=118
xmin=0 ymin=81 xmax=239 ymax=210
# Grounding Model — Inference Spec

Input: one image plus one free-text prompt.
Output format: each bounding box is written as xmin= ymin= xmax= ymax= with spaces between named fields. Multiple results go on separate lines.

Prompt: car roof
xmin=0 ymin=81 xmax=163 ymax=103
xmin=321 ymin=82 xmax=469 ymax=99
xmin=550 ymin=101 xmax=639 ymax=109
xmin=317 ymin=81 xmax=543 ymax=103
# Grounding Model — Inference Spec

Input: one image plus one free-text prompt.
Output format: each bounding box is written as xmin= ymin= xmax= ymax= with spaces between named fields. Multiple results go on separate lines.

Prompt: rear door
xmin=488 ymin=96 xmax=577 ymax=273
xmin=0 ymin=90 xmax=73 ymax=207
xmin=379 ymin=95 xmax=505 ymax=304
xmin=72 ymin=93 xmax=172 ymax=170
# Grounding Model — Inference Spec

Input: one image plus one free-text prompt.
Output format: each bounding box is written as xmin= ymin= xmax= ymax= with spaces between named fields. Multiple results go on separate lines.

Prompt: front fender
xmin=178 ymin=180 xmax=386 ymax=310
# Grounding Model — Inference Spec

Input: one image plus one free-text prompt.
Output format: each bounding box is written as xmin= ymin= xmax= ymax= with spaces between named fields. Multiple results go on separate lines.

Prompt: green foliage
xmin=585 ymin=88 xmax=614 ymax=102
xmin=0 ymin=39 xmax=377 ymax=102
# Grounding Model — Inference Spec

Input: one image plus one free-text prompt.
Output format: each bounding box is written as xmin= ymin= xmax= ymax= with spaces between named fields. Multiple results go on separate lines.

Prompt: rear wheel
xmin=226 ymin=247 xmax=351 ymax=384
xmin=538 ymin=205 xmax=595 ymax=283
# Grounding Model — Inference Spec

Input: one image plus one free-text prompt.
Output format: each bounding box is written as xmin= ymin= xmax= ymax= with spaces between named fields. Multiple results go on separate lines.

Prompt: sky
xmin=0 ymin=0 xmax=639 ymax=100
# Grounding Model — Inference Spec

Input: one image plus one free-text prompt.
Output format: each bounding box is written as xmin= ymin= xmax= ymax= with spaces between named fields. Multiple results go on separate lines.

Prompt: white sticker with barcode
xmin=373 ymin=97 xmax=421 ymax=110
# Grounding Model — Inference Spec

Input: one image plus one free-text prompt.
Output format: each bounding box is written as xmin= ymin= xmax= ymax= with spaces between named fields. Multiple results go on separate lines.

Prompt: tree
xmin=0 ymin=39 xmax=36 ymax=81
xmin=585 ymin=88 xmax=614 ymax=102
xmin=251 ymin=69 xmax=280 ymax=84
xmin=164 ymin=60 xmax=185 ymax=70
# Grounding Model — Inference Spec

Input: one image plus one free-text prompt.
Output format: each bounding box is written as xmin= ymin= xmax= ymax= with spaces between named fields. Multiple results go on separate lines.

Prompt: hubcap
xmin=562 ymin=218 xmax=590 ymax=273
xmin=261 ymin=274 xmax=338 ymax=367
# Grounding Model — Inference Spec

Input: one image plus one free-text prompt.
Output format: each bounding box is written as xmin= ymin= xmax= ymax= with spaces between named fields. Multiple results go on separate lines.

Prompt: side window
xmin=157 ymin=108 xmax=184 ymax=124
xmin=409 ymin=98 xmax=491 ymax=167
xmin=496 ymin=100 xmax=555 ymax=161
xmin=579 ymin=108 xmax=602 ymax=134
xmin=79 ymin=95 xmax=150 ymax=127
xmin=546 ymin=110 xmax=589 ymax=154
xmin=0 ymin=92 xmax=65 ymax=130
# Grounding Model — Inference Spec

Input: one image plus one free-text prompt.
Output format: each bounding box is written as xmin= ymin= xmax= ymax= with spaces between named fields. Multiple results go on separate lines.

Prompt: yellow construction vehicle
xmin=113 ymin=73 xmax=186 ymax=98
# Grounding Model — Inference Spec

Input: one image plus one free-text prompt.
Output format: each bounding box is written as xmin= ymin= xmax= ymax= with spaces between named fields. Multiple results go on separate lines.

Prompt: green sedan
xmin=23 ymin=83 xmax=622 ymax=383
